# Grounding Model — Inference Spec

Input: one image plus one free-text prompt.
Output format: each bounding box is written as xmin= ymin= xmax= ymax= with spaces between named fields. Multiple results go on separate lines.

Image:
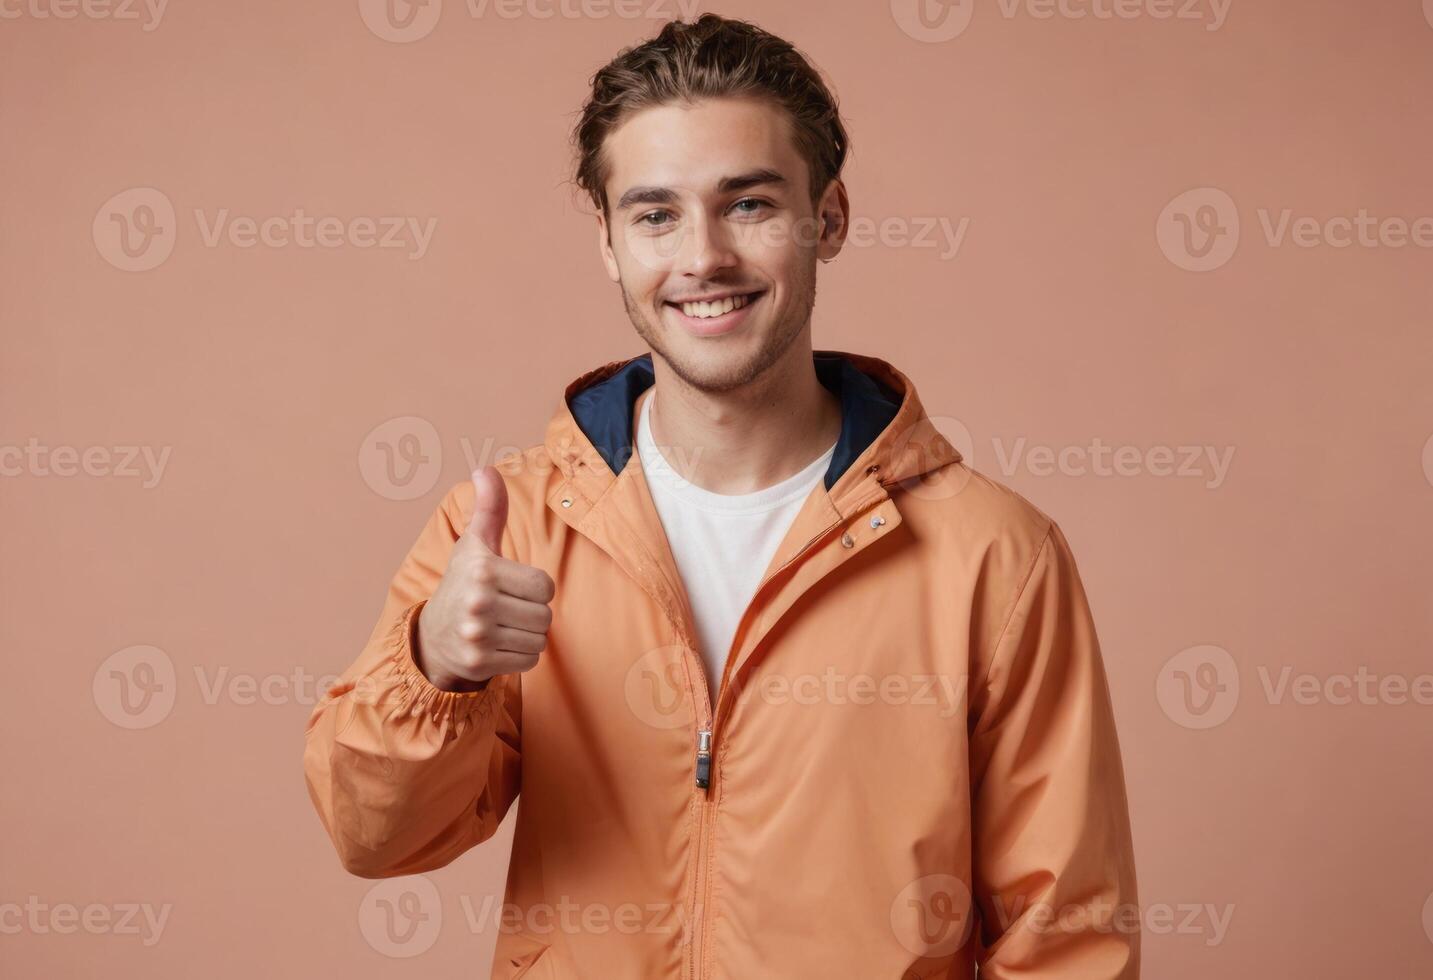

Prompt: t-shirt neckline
xmin=636 ymin=389 xmax=837 ymax=515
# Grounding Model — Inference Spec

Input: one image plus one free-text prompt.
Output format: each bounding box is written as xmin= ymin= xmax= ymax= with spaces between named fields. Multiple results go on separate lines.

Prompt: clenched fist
xmin=415 ymin=466 xmax=555 ymax=692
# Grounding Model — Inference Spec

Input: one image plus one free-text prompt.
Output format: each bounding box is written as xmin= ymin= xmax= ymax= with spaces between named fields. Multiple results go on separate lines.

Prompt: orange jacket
xmin=304 ymin=350 xmax=1140 ymax=979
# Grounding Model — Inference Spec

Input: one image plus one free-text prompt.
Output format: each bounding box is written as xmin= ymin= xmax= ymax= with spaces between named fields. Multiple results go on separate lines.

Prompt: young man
xmin=305 ymin=14 xmax=1139 ymax=979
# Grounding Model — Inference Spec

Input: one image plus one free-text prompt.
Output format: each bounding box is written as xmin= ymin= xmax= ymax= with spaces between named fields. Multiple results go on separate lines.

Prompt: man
xmin=304 ymin=13 xmax=1139 ymax=978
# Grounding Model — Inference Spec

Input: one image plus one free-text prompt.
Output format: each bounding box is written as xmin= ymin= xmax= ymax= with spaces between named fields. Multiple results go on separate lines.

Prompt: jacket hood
xmin=542 ymin=349 xmax=962 ymax=509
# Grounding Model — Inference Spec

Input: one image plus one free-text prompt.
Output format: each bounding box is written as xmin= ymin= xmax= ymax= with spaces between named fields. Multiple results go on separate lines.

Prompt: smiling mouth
xmin=664 ymin=290 xmax=765 ymax=320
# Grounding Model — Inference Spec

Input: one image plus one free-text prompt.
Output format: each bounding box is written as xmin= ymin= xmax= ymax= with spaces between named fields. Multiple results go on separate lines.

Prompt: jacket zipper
xmin=687 ymin=761 xmax=712 ymax=980
xmin=694 ymin=729 xmax=713 ymax=789
xmin=684 ymin=666 xmax=714 ymax=980
xmin=685 ymin=504 xmax=878 ymax=979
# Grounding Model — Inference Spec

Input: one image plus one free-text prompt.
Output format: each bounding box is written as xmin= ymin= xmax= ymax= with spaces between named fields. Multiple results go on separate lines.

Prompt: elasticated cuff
xmin=386 ymin=600 xmax=502 ymax=729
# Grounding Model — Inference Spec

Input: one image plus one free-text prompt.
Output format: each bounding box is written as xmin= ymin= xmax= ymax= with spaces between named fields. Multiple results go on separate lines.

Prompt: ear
xmin=814 ymin=178 xmax=850 ymax=263
xmin=596 ymin=208 xmax=621 ymax=283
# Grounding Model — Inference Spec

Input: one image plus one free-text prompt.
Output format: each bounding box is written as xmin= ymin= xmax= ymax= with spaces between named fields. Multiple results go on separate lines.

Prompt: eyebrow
xmin=614 ymin=169 xmax=788 ymax=212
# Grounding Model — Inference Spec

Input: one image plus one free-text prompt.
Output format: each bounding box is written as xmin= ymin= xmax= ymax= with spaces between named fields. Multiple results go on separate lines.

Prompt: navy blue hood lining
xmin=565 ymin=353 xmax=903 ymax=491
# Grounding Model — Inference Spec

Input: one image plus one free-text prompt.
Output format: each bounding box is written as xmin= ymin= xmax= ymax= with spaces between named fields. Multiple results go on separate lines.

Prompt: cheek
xmin=736 ymin=216 xmax=813 ymax=269
xmin=615 ymin=216 xmax=689 ymax=270
xmin=611 ymin=246 xmax=668 ymax=300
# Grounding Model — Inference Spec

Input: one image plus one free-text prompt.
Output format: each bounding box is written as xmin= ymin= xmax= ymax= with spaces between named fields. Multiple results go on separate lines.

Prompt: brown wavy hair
xmin=571 ymin=13 xmax=849 ymax=217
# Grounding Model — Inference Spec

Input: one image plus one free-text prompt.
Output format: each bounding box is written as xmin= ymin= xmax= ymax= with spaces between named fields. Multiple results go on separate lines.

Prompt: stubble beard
xmin=619 ymin=251 xmax=818 ymax=395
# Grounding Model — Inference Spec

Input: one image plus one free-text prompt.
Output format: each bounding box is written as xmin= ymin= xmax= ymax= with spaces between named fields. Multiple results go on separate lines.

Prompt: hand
xmin=415 ymin=466 xmax=555 ymax=691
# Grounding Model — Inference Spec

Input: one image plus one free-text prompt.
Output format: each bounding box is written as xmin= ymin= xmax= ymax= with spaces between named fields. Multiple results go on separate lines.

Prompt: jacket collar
xmin=540 ymin=350 xmax=964 ymax=718
xmin=544 ymin=349 xmax=961 ymax=514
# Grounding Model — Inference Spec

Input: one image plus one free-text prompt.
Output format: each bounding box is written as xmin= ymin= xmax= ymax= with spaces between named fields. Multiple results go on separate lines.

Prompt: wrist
xmin=414 ymin=605 xmax=491 ymax=693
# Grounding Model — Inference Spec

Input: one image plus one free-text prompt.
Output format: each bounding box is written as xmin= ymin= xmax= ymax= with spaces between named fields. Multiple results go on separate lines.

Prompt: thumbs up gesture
xmin=415 ymin=466 xmax=556 ymax=692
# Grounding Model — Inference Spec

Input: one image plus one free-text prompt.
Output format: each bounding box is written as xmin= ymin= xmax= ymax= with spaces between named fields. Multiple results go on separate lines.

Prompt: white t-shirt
xmin=635 ymin=390 xmax=838 ymax=704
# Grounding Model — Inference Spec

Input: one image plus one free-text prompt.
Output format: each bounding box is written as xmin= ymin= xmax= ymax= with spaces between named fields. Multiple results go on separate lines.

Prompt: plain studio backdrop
xmin=2 ymin=1 xmax=1431 ymax=977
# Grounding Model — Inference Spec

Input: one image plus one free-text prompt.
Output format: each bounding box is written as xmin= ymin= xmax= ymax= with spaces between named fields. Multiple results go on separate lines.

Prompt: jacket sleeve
xmin=967 ymin=519 xmax=1140 ymax=978
xmin=303 ymin=481 xmax=522 ymax=878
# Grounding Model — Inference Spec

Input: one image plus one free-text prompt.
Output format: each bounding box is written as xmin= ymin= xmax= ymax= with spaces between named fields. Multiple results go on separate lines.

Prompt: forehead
xmin=602 ymin=97 xmax=807 ymax=200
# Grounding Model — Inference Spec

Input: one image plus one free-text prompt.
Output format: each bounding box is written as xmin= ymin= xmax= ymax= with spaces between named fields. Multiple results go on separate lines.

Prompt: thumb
xmin=465 ymin=465 xmax=508 ymax=555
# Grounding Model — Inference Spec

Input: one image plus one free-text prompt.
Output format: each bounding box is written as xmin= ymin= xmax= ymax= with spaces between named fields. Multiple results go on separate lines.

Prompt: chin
xmin=670 ymin=335 xmax=789 ymax=394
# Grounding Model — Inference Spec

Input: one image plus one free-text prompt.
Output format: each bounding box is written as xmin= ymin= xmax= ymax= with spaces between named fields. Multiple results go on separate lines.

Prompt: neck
xmin=638 ymin=345 xmax=843 ymax=495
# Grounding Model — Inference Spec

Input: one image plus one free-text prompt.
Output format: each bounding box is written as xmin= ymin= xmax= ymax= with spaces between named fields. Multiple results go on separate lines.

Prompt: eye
xmin=730 ymin=197 xmax=771 ymax=216
xmin=636 ymin=209 xmax=674 ymax=228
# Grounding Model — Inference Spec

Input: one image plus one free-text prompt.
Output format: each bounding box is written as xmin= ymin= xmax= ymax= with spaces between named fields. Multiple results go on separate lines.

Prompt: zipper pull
xmin=695 ymin=728 xmax=713 ymax=790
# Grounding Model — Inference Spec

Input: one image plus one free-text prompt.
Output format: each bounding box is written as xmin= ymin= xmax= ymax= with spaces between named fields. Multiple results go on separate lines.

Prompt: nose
xmin=677 ymin=210 xmax=737 ymax=280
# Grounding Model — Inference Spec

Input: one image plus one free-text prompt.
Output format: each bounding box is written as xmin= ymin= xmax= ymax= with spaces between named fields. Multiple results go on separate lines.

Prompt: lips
xmin=664 ymin=290 xmax=766 ymax=318
xmin=663 ymin=290 xmax=766 ymax=337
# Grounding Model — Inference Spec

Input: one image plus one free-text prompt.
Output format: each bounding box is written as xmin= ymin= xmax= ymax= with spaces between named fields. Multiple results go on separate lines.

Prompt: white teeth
xmin=680 ymin=293 xmax=749 ymax=318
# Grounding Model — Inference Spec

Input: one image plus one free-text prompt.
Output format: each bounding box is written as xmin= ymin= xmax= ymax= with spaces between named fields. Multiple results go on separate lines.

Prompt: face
xmin=596 ymin=97 xmax=848 ymax=394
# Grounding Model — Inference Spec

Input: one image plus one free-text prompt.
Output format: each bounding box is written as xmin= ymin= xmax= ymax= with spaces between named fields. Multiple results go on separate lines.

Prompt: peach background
xmin=3 ymin=1 xmax=1432 ymax=977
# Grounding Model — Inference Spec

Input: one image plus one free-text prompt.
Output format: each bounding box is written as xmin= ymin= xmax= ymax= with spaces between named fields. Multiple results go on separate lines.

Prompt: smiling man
xmin=304 ymin=14 xmax=1139 ymax=979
